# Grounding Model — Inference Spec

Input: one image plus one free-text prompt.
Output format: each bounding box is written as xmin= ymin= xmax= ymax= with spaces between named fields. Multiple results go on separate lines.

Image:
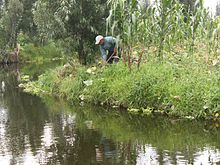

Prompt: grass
xmin=19 ymin=53 xmax=220 ymax=120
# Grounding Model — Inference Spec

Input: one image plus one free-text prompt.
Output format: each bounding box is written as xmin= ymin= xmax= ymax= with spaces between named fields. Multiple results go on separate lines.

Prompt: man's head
xmin=95 ymin=35 xmax=104 ymax=45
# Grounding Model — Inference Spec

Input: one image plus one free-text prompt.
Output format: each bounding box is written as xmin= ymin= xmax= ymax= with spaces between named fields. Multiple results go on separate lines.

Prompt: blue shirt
xmin=100 ymin=36 xmax=117 ymax=60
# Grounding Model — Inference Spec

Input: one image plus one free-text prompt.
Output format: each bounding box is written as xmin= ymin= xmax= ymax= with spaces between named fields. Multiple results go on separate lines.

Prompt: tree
xmin=0 ymin=0 xmax=23 ymax=48
xmin=32 ymin=1 xmax=61 ymax=45
xmin=19 ymin=0 xmax=38 ymax=41
xmin=66 ymin=0 xmax=108 ymax=64
xmin=32 ymin=0 xmax=108 ymax=64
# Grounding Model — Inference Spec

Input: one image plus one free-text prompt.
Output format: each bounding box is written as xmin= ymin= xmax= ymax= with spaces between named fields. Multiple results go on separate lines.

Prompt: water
xmin=0 ymin=64 xmax=220 ymax=164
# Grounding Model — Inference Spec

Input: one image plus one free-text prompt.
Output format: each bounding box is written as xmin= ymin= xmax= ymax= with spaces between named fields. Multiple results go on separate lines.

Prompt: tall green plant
xmin=0 ymin=0 xmax=23 ymax=48
xmin=107 ymin=0 xmax=141 ymax=46
xmin=152 ymin=0 xmax=186 ymax=59
xmin=32 ymin=0 xmax=108 ymax=64
xmin=107 ymin=0 xmax=219 ymax=62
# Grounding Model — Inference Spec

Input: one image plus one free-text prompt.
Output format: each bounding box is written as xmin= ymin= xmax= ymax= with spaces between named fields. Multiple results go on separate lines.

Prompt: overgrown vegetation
xmin=20 ymin=42 xmax=64 ymax=62
xmin=106 ymin=0 xmax=220 ymax=63
xmin=9 ymin=0 xmax=220 ymax=120
xmin=19 ymin=59 xmax=220 ymax=120
xmin=0 ymin=0 xmax=108 ymax=64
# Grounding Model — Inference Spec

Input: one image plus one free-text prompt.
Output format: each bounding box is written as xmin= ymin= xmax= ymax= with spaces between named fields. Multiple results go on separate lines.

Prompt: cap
xmin=95 ymin=35 xmax=104 ymax=44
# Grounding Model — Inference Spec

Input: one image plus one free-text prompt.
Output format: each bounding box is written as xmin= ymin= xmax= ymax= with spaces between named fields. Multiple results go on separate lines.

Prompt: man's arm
xmin=112 ymin=37 xmax=118 ymax=55
xmin=100 ymin=46 xmax=107 ymax=61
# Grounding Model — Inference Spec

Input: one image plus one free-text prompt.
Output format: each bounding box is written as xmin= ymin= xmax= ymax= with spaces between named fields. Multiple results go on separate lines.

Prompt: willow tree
xmin=0 ymin=0 xmax=23 ymax=48
xmin=65 ymin=0 xmax=108 ymax=64
xmin=32 ymin=1 xmax=63 ymax=45
xmin=32 ymin=0 xmax=108 ymax=64
xmin=18 ymin=0 xmax=38 ymax=41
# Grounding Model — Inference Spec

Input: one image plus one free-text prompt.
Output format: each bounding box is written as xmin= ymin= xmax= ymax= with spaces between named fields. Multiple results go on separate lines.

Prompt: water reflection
xmin=136 ymin=145 xmax=220 ymax=164
xmin=0 ymin=65 xmax=219 ymax=164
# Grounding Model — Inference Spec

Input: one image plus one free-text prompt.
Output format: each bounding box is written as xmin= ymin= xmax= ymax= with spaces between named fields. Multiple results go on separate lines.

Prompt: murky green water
xmin=0 ymin=64 xmax=220 ymax=165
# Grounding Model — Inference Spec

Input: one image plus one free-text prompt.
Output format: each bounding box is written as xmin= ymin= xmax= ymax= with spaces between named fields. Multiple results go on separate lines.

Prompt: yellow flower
xmin=215 ymin=113 xmax=219 ymax=118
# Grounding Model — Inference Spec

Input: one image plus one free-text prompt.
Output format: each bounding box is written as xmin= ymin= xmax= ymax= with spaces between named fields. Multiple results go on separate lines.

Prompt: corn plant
xmin=107 ymin=0 xmax=220 ymax=64
xmin=107 ymin=0 xmax=144 ymax=67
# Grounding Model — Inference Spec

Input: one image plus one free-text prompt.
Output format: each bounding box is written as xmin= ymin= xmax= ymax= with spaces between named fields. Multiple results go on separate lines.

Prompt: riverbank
xmin=19 ymin=55 xmax=220 ymax=120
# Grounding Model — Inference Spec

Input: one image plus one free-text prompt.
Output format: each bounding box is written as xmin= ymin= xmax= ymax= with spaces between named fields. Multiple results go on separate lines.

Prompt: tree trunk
xmin=78 ymin=39 xmax=87 ymax=65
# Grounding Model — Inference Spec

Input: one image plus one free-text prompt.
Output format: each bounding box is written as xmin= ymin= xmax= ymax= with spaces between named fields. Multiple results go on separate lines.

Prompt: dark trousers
xmin=107 ymin=51 xmax=115 ymax=64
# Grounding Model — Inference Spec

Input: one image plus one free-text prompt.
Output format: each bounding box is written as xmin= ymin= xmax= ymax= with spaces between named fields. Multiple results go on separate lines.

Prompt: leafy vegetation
xmin=0 ymin=0 xmax=108 ymax=64
xmin=3 ymin=0 xmax=220 ymax=120
xmin=19 ymin=59 xmax=220 ymax=120
xmin=20 ymin=42 xmax=64 ymax=62
xmin=106 ymin=0 xmax=220 ymax=62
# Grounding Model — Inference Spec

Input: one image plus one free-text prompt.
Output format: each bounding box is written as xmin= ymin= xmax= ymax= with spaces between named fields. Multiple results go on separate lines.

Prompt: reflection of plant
xmin=41 ymin=98 xmax=220 ymax=163
xmin=74 ymin=104 xmax=220 ymax=150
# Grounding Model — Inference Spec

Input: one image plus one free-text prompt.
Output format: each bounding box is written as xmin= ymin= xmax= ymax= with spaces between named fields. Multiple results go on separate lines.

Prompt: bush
xmin=20 ymin=58 xmax=220 ymax=119
xmin=59 ymin=67 xmax=89 ymax=101
xmin=21 ymin=41 xmax=63 ymax=62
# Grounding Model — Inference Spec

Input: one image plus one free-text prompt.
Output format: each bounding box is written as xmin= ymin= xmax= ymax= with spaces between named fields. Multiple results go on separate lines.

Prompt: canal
xmin=0 ymin=63 xmax=220 ymax=164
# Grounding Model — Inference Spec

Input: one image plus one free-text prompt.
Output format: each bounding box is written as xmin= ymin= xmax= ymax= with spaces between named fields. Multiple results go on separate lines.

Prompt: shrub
xmin=21 ymin=41 xmax=63 ymax=62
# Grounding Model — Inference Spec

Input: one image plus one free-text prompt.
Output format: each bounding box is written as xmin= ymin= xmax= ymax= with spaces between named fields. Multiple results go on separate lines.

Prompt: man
xmin=95 ymin=35 xmax=118 ymax=64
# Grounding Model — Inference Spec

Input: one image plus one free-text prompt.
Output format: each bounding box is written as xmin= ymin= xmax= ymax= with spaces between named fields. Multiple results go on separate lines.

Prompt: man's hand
xmin=114 ymin=48 xmax=117 ymax=55
xmin=102 ymin=59 xmax=107 ymax=65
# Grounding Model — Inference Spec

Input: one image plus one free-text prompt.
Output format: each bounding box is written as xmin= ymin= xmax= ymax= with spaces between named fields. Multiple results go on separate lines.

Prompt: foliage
xmin=106 ymin=0 xmax=218 ymax=62
xmin=32 ymin=0 xmax=66 ymax=45
xmin=7 ymin=0 xmax=220 ymax=120
xmin=20 ymin=58 xmax=220 ymax=119
xmin=21 ymin=41 xmax=64 ymax=62
xmin=20 ymin=60 xmax=65 ymax=79
xmin=31 ymin=0 xmax=108 ymax=64
xmin=0 ymin=0 xmax=108 ymax=64
xmin=20 ymin=64 xmax=89 ymax=98
xmin=64 ymin=0 xmax=108 ymax=64
xmin=59 ymin=67 xmax=89 ymax=100
xmin=0 ymin=0 xmax=23 ymax=48
xmin=18 ymin=0 xmax=38 ymax=38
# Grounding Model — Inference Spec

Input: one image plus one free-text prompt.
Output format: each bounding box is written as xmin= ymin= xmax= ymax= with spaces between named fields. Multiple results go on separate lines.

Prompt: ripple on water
xmin=193 ymin=147 xmax=220 ymax=164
